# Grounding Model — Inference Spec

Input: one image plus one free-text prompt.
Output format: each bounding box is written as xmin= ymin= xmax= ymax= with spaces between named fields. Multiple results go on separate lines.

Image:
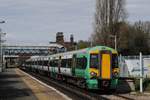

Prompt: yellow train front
xmin=86 ymin=46 xmax=119 ymax=90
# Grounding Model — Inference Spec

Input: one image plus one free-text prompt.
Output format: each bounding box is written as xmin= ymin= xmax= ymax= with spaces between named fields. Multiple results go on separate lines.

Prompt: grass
xmin=135 ymin=78 xmax=150 ymax=92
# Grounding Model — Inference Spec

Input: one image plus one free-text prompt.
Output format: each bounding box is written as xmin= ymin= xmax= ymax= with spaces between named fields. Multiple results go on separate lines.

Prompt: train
xmin=23 ymin=46 xmax=119 ymax=90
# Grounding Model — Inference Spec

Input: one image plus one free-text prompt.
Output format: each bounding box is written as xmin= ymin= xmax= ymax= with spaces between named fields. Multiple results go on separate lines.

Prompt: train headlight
xmin=90 ymin=71 xmax=97 ymax=77
xmin=113 ymin=72 xmax=119 ymax=77
xmin=113 ymin=68 xmax=119 ymax=77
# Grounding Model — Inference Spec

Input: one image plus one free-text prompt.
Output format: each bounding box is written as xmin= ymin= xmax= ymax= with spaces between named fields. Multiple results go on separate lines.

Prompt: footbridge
xmin=2 ymin=43 xmax=66 ymax=67
xmin=4 ymin=43 xmax=66 ymax=56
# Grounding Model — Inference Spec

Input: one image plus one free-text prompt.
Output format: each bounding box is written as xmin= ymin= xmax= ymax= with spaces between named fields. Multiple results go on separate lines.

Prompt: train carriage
xmin=24 ymin=46 xmax=119 ymax=90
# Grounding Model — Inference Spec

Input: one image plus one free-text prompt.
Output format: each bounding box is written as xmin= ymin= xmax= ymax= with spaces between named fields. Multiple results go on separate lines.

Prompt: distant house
xmin=50 ymin=32 xmax=77 ymax=51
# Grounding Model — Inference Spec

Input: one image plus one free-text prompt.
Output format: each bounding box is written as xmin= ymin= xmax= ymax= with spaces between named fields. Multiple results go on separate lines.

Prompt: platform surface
xmin=0 ymin=68 xmax=70 ymax=100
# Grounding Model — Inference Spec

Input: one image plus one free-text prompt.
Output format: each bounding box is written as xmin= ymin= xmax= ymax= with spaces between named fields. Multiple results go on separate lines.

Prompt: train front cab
xmin=87 ymin=49 xmax=119 ymax=90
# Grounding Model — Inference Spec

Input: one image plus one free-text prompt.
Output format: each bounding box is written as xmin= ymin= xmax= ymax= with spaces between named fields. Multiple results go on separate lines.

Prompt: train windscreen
xmin=112 ymin=54 xmax=118 ymax=68
xmin=90 ymin=54 xmax=99 ymax=68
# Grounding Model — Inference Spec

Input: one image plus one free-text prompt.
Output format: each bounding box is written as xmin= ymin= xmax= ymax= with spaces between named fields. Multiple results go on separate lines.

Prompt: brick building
xmin=50 ymin=32 xmax=77 ymax=51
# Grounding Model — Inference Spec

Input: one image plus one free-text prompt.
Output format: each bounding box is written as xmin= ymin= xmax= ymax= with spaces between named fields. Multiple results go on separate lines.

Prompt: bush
xmin=134 ymin=78 xmax=150 ymax=91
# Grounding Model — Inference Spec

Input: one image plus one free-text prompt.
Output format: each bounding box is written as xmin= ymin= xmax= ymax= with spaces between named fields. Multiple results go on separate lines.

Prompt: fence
xmin=119 ymin=54 xmax=150 ymax=78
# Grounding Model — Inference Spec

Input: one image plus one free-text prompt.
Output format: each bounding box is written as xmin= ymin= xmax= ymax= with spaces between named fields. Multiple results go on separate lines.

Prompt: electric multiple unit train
xmin=23 ymin=46 xmax=119 ymax=90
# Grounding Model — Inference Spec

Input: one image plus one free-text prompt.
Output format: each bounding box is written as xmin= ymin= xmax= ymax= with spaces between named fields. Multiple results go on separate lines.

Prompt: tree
xmin=118 ymin=21 xmax=150 ymax=55
xmin=92 ymin=0 xmax=126 ymax=48
xmin=129 ymin=21 xmax=150 ymax=54
xmin=77 ymin=40 xmax=91 ymax=49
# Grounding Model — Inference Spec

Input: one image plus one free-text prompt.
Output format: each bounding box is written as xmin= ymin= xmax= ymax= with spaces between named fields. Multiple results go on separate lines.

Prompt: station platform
xmin=0 ymin=68 xmax=71 ymax=100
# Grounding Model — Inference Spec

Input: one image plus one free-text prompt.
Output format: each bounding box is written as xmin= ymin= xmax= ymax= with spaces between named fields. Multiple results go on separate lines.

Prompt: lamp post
xmin=109 ymin=34 xmax=117 ymax=50
xmin=140 ymin=52 xmax=143 ymax=93
xmin=0 ymin=20 xmax=5 ymax=72
xmin=0 ymin=31 xmax=6 ymax=72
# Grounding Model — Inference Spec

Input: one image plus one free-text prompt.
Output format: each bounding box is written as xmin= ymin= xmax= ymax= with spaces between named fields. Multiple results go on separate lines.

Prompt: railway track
xmin=21 ymin=69 xmax=134 ymax=100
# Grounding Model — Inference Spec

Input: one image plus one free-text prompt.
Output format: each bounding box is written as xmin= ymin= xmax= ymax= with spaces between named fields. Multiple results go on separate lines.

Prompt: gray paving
xmin=0 ymin=68 xmax=37 ymax=100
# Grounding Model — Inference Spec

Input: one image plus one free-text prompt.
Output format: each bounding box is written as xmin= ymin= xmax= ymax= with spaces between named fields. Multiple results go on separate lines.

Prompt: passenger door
xmin=72 ymin=54 xmax=76 ymax=76
xmin=75 ymin=56 xmax=87 ymax=78
xmin=100 ymin=51 xmax=112 ymax=79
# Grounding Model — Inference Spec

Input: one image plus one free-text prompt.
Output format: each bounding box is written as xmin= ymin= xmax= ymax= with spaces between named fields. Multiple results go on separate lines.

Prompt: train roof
xmin=26 ymin=46 xmax=117 ymax=61
xmin=48 ymin=46 xmax=117 ymax=56
xmin=45 ymin=46 xmax=117 ymax=59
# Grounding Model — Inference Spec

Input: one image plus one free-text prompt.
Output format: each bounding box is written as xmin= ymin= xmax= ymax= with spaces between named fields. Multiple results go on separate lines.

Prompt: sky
xmin=0 ymin=0 xmax=150 ymax=45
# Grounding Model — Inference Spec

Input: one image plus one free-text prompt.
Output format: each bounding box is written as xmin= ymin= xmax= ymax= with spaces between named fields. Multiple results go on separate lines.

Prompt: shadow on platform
xmin=0 ymin=68 xmax=37 ymax=100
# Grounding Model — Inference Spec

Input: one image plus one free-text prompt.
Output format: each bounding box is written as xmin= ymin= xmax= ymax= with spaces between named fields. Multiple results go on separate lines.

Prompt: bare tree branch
xmin=92 ymin=0 xmax=126 ymax=48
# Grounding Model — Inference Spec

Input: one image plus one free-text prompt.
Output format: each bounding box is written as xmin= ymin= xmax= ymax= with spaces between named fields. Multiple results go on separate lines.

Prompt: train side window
xmin=112 ymin=54 xmax=118 ymax=68
xmin=31 ymin=61 xmax=33 ymax=65
xmin=29 ymin=61 xmax=31 ymax=65
xmin=50 ymin=60 xmax=58 ymax=67
xmin=37 ymin=61 xmax=40 ymax=65
xmin=55 ymin=60 xmax=59 ymax=67
xmin=32 ymin=61 xmax=34 ymax=65
xmin=38 ymin=61 xmax=42 ymax=65
xmin=50 ymin=60 xmax=53 ymax=67
xmin=76 ymin=56 xmax=87 ymax=69
xmin=61 ymin=59 xmax=67 ymax=68
xmin=67 ymin=59 xmax=72 ymax=68
xmin=35 ymin=61 xmax=38 ymax=65
xmin=43 ymin=61 xmax=48 ymax=66
xmin=34 ymin=61 xmax=36 ymax=65
xmin=61 ymin=59 xmax=72 ymax=68
xmin=41 ymin=61 xmax=43 ymax=66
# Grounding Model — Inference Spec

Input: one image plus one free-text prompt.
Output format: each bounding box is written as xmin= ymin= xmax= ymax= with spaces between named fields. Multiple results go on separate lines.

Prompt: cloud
xmin=127 ymin=0 xmax=150 ymax=21
xmin=0 ymin=0 xmax=150 ymax=45
xmin=0 ymin=0 xmax=95 ymax=44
